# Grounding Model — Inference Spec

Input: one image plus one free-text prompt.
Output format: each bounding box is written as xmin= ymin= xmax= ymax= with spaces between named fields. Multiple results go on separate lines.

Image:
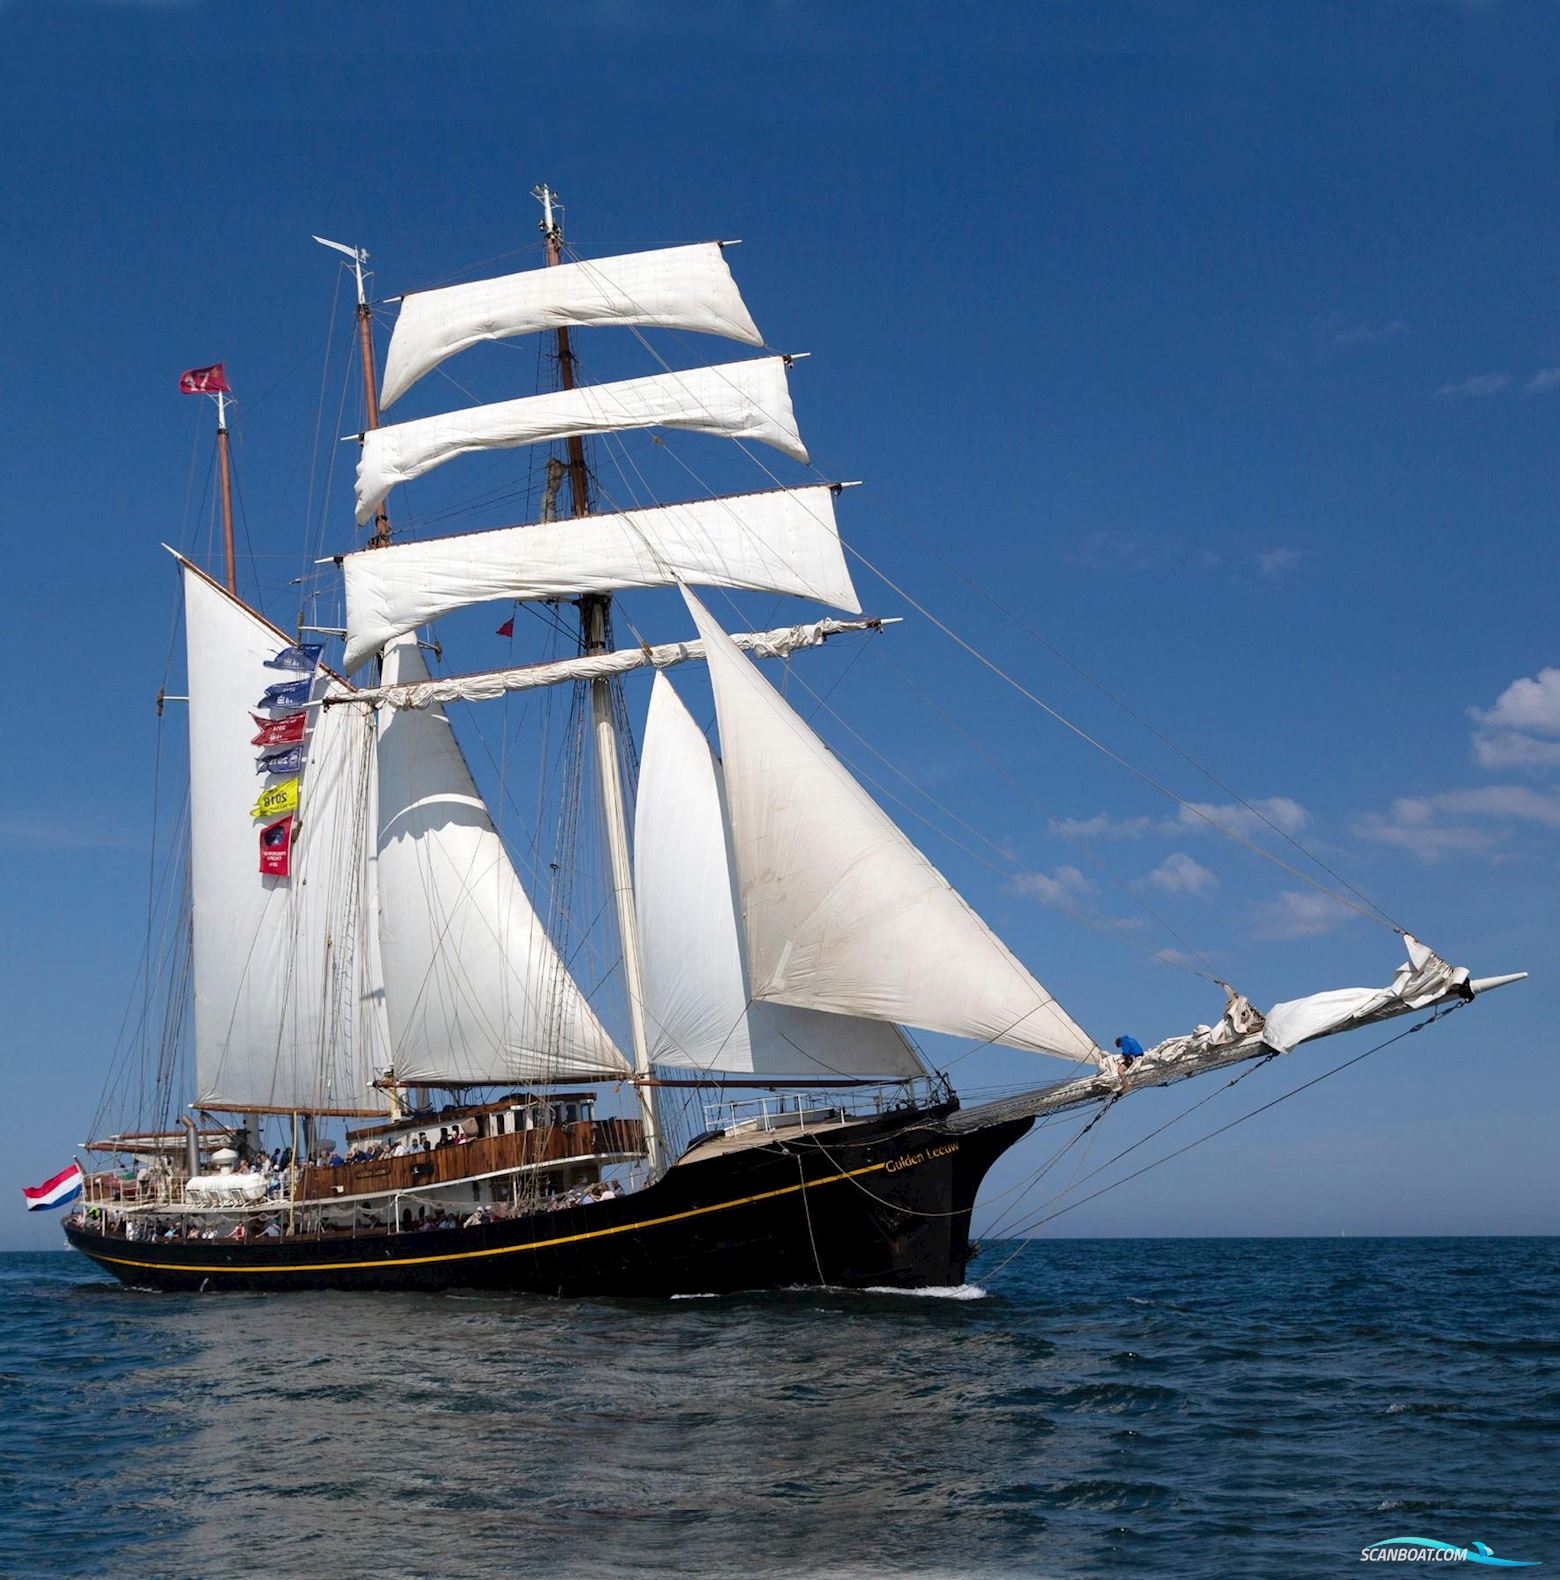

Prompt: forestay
xmin=374 ymin=636 xmax=628 ymax=1085
xmin=342 ymin=487 xmax=859 ymax=671
xmin=635 ymin=674 xmax=923 ymax=1078
xmin=356 ymin=358 xmax=808 ymax=525
xmin=684 ymin=589 xmax=1102 ymax=1064
xmin=380 ymin=243 xmax=763 ymax=409
xmin=183 ymin=565 xmax=392 ymax=1112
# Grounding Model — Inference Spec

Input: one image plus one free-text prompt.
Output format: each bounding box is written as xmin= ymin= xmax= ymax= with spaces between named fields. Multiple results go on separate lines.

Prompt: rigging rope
xmin=986 ymin=1001 xmax=1467 ymax=1276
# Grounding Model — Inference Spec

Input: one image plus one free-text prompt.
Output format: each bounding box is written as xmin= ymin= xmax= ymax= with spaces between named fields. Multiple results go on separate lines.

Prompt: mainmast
xmin=535 ymin=184 xmax=663 ymax=1176
xmin=316 ymin=235 xmax=392 ymax=549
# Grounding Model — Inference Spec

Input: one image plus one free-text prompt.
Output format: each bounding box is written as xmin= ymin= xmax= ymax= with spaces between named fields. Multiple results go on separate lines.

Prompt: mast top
xmin=313 ymin=234 xmax=370 ymax=307
xmin=532 ymin=183 xmax=561 ymax=246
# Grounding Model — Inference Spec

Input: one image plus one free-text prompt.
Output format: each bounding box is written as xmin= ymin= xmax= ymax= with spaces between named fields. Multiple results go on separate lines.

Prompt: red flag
xmin=496 ymin=617 xmax=515 ymax=638
xmin=250 ymin=710 xmax=308 ymax=747
xmin=179 ymin=362 xmax=231 ymax=395
xmin=259 ymin=814 xmax=293 ymax=877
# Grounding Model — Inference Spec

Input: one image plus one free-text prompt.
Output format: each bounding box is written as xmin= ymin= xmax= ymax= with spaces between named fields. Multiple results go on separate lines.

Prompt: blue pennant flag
xmin=258 ymin=677 xmax=311 ymax=710
xmin=262 ymin=642 xmax=324 ymax=674
xmin=255 ymin=745 xmax=305 ymax=776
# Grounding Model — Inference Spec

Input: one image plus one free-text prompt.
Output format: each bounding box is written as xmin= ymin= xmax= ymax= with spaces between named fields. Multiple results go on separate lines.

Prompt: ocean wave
xmin=860 ymin=1283 xmax=987 ymax=1300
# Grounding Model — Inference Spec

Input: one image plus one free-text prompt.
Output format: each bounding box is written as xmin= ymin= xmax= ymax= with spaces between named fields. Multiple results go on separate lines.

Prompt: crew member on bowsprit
xmin=1114 ymin=1034 xmax=1144 ymax=1071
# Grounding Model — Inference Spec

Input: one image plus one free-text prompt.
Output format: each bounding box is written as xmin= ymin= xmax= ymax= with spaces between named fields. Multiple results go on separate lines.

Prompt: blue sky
xmin=2 ymin=0 xmax=1555 ymax=1249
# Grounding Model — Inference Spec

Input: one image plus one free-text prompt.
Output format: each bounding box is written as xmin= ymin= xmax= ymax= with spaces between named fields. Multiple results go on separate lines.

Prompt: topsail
xmin=356 ymin=358 xmax=808 ymax=525
xmin=380 ymin=242 xmax=763 ymax=409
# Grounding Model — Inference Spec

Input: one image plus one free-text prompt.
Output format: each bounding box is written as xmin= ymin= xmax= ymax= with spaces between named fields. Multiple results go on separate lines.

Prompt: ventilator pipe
xmin=181 ymin=1114 xmax=200 ymax=1179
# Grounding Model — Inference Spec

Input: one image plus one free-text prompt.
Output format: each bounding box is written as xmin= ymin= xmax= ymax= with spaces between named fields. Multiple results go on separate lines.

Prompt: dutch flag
xmin=21 ymin=1163 xmax=84 ymax=1212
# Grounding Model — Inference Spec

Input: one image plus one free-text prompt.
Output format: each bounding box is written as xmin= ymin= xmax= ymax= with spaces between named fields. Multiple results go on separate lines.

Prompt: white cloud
xmin=1251 ymin=890 xmax=1356 ymax=940
xmin=1470 ymin=666 xmax=1560 ymax=736
xmin=1467 ymin=667 xmax=1560 ymax=775
xmin=1473 ymin=730 xmax=1560 ymax=770
xmin=1526 ymin=368 xmax=1560 ymax=394
xmin=1053 ymin=797 xmax=1309 ymax=846
xmin=1063 ymin=530 xmax=1180 ymax=573
xmin=1434 ymin=785 xmax=1560 ymax=827
xmin=1174 ymin=796 xmax=1310 ymax=840
xmin=1255 ymin=546 xmax=1302 ymax=582
xmin=1012 ymin=864 xmax=1095 ymax=906
xmin=1353 ymin=802 xmax=1501 ymax=861
xmin=1143 ymin=852 xmax=1218 ymax=894
xmin=1435 ymin=373 xmax=1509 ymax=398
xmin=1350 ymin=783 xmax=1560 ymax=861
xmin=1050 ymin=812 xmax=1155 ymax=840
xmin=1331 ymin=319 xmax=1408 ymax=348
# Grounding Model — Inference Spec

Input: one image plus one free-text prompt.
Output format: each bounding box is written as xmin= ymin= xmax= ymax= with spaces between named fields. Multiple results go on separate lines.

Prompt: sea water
xmin=1 ymin=1237 xmax=1554 ymax=1579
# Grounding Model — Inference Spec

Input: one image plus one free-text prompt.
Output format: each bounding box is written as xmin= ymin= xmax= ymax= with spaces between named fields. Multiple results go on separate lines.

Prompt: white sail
xmin=343 ymin=487 xmax=858 ymax=670
xmin=347 ymin=617 xmax=885 ymax=710
xmin=183 ymin=564 xmax=392 ymax=1112
xmin=635 ymin=674 xmax=923 ymax=1078
xmin=380 ymin=243 xmax=763 ymax=409
xmin=356 ymin=357 xmax=808 ymax=525
xmin=684 ymin=589 xmax=1102 ymax=1064
xmin=373 ymin=635 xmax=628 ymax=1086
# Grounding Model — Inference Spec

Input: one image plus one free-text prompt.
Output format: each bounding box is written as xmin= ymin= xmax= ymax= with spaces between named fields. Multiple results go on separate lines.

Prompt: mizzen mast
xmin=215 ymin=391 xmax=237 ymax=594
xmin=535 ymin=183 xmax=663 ymax=1176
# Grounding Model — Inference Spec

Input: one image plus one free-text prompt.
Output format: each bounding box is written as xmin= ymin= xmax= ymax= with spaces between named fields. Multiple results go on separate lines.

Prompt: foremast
xmin=537 ymin=184 xmax=663 ymax=1176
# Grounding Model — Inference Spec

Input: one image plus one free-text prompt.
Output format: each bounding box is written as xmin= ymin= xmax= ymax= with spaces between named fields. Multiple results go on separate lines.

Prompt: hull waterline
xmin=64 ymin=1107 xmax=1032 ymax=1296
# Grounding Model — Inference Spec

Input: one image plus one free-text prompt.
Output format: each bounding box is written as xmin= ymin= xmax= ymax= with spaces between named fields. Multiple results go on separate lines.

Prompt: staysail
xmin=183 ymin=563 xmax=391 ymax=1112
xmin=356 ymin=358 xmax=808 ymax=525
xmin=380 ymin=242 xmax=763 ymax=409
xmin=635 ymin=673 xmax=923 ymax=1078
xmin=683 ymin=588 xmax=1102 ymax=1063
xmin=342 ymin=487 xmax=859 ymax=670
xmin=373 ymin=635 xmax=628 ymax=1085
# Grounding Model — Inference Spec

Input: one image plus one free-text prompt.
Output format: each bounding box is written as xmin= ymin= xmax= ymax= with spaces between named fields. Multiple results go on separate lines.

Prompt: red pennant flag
xmin=179 ymin=362 xmax=231 ymax=395
xmin=259 ymin=814 xmax=294 ymax=877
xmin=496 ymin=617 xmax=515 ymax=638
xmin=250 ymin=710 xmax=308 ymax=747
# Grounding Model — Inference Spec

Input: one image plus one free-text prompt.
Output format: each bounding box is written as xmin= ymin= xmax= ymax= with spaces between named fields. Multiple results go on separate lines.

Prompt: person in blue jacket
xmin=1114 ymin=1033 xmax=1144 ymax=1070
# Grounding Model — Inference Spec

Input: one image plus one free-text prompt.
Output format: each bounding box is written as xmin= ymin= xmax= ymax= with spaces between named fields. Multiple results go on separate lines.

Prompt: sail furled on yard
xmin=347 ymin=617 xmax=884 ymax=709
xmin=634 ymin=674 xmax=923 ymax=1079
xmin=380 ymin=243 xmax=763 ymax=409
xmin=183 ymin=565 xmax=392 ymax=1112
xmin=342 ymin=487 xmax=859 ymax=670
xmin=373 ymin=636 xmax=628 ymax=1085
xmin=683 ymin=589 xmax=1102 ymax=1064
xmin=355 ymin=358 xmax=808 ymax=525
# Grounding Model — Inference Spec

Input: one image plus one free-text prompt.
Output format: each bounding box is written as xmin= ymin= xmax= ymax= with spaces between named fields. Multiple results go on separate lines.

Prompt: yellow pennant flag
xmin=251 ymin=776 xmax=300 ymax=821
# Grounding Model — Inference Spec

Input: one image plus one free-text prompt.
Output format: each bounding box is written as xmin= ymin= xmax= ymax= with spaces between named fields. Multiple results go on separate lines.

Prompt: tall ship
xmin=59 ymin=190 xmax=1522 ymax=1294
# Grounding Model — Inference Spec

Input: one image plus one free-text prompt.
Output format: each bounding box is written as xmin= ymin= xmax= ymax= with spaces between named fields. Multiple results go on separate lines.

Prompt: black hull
xmin=64 ymin=1106 xmax=1032 ymax=1297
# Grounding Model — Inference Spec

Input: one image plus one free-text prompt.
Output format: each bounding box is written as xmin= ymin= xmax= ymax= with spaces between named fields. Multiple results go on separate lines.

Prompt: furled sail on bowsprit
xmin=355 ymin=358 xmax=808 ymax=526
xmin=682 ymin=588 xmax=1103 ymax=1064
xmin=635 ymin=673 xmax=924 ymax=1078
xmin=341 ymin=486 xmax=860 ymax=671
xmin=183 ymin=562 xmax=392 ymax=1112
xmin=379 ymin=242 xmax=763 ymax=409
xmin=373 ymin=635 xmax=628 ymax=1086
